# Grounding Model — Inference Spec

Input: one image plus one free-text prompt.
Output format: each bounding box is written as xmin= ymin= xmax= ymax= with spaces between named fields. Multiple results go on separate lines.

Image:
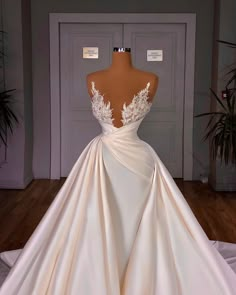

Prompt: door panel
xmin=60 ymin=24 xmax=123 ymax=176
xmin=124 ymin=24 xmax=185 ymax=177
xmin=60 ymin=23 xmax=186 ymax=178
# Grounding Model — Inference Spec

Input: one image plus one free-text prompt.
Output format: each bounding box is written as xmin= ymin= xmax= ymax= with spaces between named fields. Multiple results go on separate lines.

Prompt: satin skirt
xmin=0 ymin=118 xmax=236 ymax=294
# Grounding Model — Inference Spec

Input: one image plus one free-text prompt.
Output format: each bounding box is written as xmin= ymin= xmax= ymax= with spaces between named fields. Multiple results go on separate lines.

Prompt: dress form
xmin=0 ymin=47 xmax=236 ymax=295
xmin=87 ymin=48 xmax=159 ymax=128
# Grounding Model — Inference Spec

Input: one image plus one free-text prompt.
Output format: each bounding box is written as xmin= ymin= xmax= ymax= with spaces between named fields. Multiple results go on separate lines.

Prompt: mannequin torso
xmin=87 ymin=49 xmax=159 ymax=128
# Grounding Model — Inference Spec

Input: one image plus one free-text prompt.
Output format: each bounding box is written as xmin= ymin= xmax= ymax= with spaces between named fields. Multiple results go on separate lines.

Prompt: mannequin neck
xmin=109 ymin=52 xmax=133 ymax=71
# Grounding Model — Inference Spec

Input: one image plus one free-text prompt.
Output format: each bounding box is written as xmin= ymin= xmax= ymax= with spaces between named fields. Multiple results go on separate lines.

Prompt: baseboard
xmin=209 ymin=158 xmax=236 ymax=192
xmin=210 ymin=181 xmax=236 ymax=192
xmin=209 ymin=175 xmax=236 ymax=192
xmin=0 ymin=173 xmax=33 ymax=189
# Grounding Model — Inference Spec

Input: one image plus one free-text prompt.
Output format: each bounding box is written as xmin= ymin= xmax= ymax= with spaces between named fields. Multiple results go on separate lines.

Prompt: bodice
xmin=90 ymin=81 xmax=152 ymax=130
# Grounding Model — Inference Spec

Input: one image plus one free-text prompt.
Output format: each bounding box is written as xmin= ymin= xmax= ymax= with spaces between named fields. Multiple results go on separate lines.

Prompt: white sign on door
xmin=83 ymin=47 xmax=99 ymax=59
xmin=147 ymin=50 xmax=163 ymax=61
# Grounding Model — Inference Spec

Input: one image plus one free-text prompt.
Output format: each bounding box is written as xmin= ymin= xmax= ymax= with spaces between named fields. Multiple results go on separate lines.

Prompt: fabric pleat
xmin=0 ymin=118 xmax=236 ymax=295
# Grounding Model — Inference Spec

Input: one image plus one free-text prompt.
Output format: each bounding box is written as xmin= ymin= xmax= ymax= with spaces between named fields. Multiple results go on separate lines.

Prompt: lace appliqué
xmin=90 ymin=81 xmax=152 ymax=127
xmin=121 ymin=82 xmax=151 ymax=125
xmin=91 ymin=82 xmax=114 ymax=125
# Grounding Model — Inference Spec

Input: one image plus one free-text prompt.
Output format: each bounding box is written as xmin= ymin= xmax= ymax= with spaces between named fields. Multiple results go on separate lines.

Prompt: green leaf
xmin=226 ymin=73 xmax=236 ymax=89
xmin=210 ymin=88 xmax=227 ymax=111
xmin=217 ymin=40 xmax=236 ymax=48
xmin=0 ymin=89 xmax=18 ymax=146
xmin=194 ymin=112 xmax=224 ymax=118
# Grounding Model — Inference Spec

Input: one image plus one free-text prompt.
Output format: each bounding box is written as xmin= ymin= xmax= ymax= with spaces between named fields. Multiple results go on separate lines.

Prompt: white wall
xmin=0 ymin=0 xmax=33 ymax=188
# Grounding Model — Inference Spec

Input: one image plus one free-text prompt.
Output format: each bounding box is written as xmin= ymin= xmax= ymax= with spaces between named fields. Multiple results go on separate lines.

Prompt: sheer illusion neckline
xmin=90 ymin=81 xmax=152 ymax=128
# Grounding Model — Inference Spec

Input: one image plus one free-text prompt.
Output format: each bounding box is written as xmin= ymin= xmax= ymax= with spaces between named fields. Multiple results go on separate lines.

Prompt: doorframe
xmin=49 ymin=13 xmax=196 ymax=180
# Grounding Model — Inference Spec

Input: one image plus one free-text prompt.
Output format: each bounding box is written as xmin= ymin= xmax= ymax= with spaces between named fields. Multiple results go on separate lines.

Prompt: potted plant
xmin=195 ymin=86 xmax=236 ymax=165
xmin=0 ymin=88 xmax=18 ymax=147
xmin=0 ymin=30 xmax=19 ymax=151
xmin=195 ymin=40 xmax=236 ymax=190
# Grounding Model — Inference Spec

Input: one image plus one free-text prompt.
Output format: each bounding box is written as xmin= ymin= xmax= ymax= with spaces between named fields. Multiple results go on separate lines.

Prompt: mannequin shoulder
xmin=138 ymin=70 xmax=159 ymax=98
xmin=86 ymin=70 xmax=108 ymax=97
xmin=146 ymin=72 xmax=159 ymax=91
xmin=86 ymin=69 xmax=108 ymax=84
xmin=135 ymin=69 xmax=159 ymax=86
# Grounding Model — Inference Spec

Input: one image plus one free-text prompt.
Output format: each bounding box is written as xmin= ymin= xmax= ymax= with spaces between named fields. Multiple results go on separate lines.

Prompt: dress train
xmin=0 ymin=119 xmax=236 ymax=294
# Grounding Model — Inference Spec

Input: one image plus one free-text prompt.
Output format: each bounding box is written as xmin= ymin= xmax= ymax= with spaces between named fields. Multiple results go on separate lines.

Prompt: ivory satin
xmin=0 ymin=118 xmax=236 ymax=294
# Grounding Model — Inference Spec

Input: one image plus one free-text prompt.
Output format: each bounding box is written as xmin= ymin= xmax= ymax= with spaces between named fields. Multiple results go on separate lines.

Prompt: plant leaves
xmin=217 ymin=39 xmax=236 ymax=48
xmin=0 ymin=89 xmax=19 ymax=146
xmin=194 ymin=112 xmax=224 ymax=118
xmin=210 ymin=88 xmax=227 ymax=111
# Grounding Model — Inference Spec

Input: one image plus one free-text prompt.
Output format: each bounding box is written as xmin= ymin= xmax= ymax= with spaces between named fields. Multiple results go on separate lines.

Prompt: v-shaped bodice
xmin=90 ymin=81 xmax=152 ymax=130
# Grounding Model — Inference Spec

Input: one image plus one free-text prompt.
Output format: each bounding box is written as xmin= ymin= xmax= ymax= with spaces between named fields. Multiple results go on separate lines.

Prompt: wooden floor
xmin=0 ymin=178 xmax=235 ymax=252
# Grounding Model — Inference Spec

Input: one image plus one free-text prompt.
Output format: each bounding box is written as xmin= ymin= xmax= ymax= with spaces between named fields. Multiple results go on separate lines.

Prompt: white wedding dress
xmin=0 ymin=82 xmax=236 ymax=294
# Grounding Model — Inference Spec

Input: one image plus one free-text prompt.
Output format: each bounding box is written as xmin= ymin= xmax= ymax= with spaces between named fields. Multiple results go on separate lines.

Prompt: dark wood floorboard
xmin=0 ymin=179 xmax=235 ymax=252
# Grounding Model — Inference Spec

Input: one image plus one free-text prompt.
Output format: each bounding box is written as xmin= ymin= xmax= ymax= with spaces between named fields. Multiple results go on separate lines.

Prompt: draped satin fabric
xmin=0 ymin=118 xmax=236 ymax=294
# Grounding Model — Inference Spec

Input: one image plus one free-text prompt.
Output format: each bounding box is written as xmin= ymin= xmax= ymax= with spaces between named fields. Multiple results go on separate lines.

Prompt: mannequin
xmin=87 ymin=47 xmax=159 ymax=128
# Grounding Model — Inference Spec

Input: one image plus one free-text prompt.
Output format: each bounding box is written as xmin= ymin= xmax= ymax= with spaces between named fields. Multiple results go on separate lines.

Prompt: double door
xmin=60 ymin=23 xmax=185 ymax=177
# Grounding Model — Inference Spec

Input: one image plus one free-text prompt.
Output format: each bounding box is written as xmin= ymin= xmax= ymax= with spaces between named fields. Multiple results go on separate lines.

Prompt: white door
xmin=60 ymin=23 xmax=186 ymax=177
xmin=124 ymin=24 xmax=185 ymax=177
xmin=60 ymin=24 xmax=123 ymax=176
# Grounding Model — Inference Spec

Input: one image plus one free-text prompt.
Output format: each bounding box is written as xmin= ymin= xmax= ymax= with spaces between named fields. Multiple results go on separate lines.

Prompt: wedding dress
xmin=0 ymin=82 xmax=236 ymax=294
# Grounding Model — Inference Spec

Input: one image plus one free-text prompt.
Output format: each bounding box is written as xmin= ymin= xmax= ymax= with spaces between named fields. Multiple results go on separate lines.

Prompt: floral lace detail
xmin=121 ymin=82 xmax=151 ymax=125
xmin=90 ymin=81 xmax=152 ymax=127
xmin=91 ymin=82 xmax=114 ymax=125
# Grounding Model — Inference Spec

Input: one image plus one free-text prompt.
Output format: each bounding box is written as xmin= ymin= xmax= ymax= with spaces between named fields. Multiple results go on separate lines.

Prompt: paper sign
xmin=83 ymin=47 xmax=99 ymax=59
xmin=147 ymin=50 xmax=163 ymax=61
